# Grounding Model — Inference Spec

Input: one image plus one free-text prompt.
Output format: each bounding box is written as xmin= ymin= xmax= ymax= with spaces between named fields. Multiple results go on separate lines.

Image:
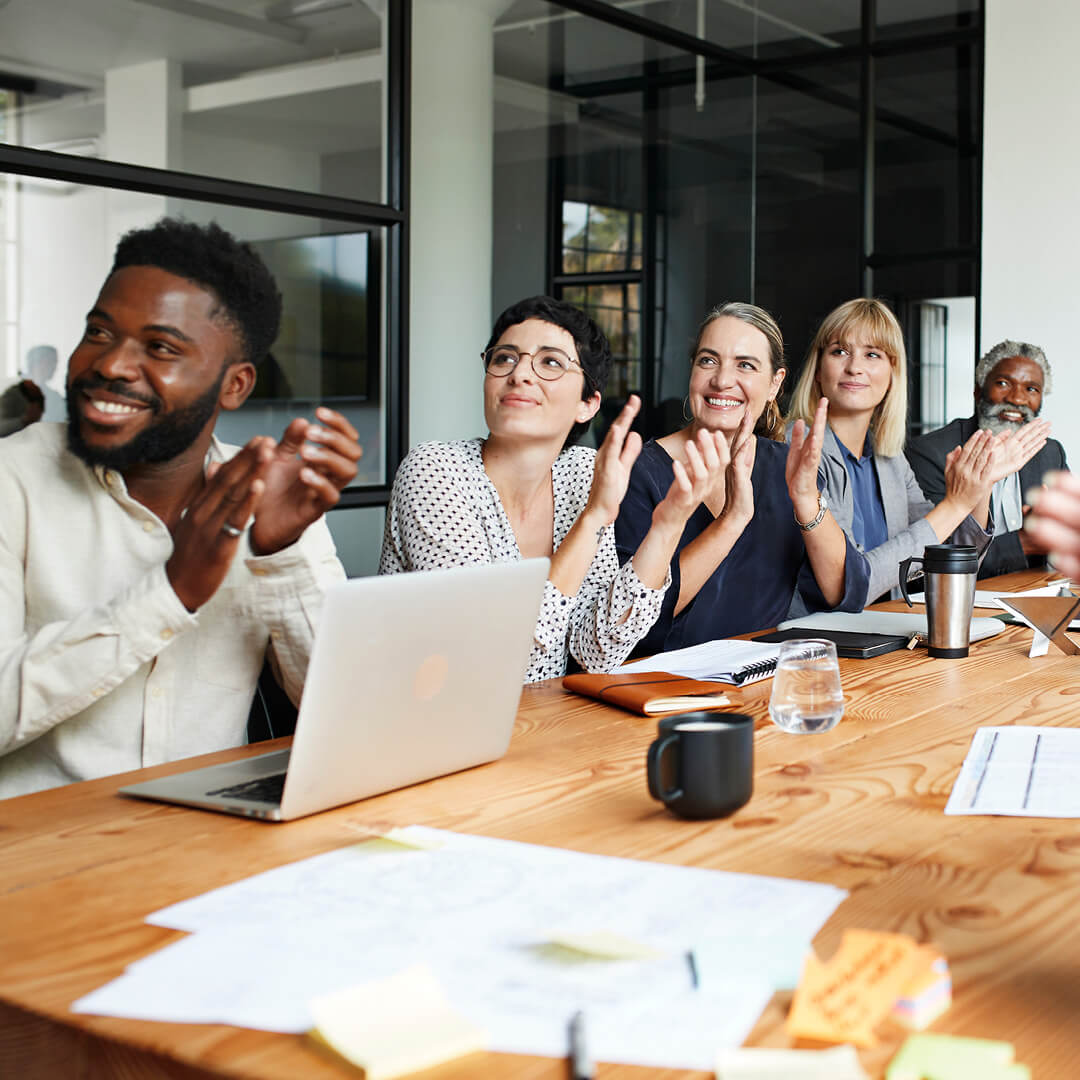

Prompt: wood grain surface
xmin=2 ymin=569 xmax=1078 ymax=1079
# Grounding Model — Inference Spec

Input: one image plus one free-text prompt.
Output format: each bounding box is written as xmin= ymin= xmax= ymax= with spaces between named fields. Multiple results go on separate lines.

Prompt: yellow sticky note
xmin=886 ymin=1033 xmax=1027 ymax=1080
xmin=309 ymin=965 xmax=486 ymax=1080
xmin=715 ymin=1044 xmax=868 ymax=1079
xmin=786 ymin=930 xmax=928 ymax=1047
xmin=546 ymin=930 xmax=659 ymax=961
xmin=351 ymin=826 xmax=444 ymax=854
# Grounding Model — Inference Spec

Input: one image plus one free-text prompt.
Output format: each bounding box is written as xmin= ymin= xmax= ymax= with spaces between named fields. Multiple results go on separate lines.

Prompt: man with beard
xmin=0 ymin=218 xmax=361 ymax=798
xmin=907 ymin=340 xmax=1065 ymax=579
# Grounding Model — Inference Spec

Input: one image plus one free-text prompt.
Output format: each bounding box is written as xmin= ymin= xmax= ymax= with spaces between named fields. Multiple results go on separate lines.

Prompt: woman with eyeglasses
xmin=379 ymin=295 xmax=726 ymax=682
xmin=614 ymin=301 xmax=870 ymax=657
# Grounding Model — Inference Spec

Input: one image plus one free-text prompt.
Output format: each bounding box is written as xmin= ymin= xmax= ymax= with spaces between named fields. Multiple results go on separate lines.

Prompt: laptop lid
xmin=120 ymin=558 xmax=548 ymax=820
xmin=278 ymin=558 xmax=548 ymax=818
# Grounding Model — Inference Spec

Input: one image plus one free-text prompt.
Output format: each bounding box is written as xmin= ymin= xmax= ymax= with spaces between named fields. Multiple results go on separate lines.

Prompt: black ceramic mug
xmin=646 ymin=712 xmax=754 ymax=820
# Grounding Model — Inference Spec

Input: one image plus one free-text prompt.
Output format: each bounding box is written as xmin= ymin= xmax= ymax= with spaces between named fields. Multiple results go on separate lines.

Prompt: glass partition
xmin=0 ymin=177 xmax=387 ymax=484
xmin=0 ymin=0 xmax=384 ymax=202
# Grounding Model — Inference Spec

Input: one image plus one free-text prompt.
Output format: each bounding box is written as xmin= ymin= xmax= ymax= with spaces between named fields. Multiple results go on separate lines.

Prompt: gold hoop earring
xmin=682 ymin=395 xmax=692 ymax=424
xmin=762 ymin=398 xmax=782 ymax=440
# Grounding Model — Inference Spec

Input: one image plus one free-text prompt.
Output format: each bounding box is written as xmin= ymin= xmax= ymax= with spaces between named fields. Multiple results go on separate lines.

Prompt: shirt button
xmin=143 ymin=520 xmax=155 ymax=533
xmin=160 ymin=628 xmax=174 ymax=641
xmin=92 ymin=686 xmax=106 ymax=698
xmin=251 ymin=568 xmax=268 ymax=577
xmin=151 ymin=686 xmax=164 ymax=698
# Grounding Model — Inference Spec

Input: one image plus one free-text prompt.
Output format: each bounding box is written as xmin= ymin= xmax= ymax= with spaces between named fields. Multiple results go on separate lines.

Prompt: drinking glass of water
xmin=768 ymin=638 xmax=844 ymax=734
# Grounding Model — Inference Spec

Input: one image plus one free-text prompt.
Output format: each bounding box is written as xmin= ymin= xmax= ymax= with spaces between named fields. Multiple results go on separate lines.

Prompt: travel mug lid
xmin=923 ymin=544 xmax=979 ymax=573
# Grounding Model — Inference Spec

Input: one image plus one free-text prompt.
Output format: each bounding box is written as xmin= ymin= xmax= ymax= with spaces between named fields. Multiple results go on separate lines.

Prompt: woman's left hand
xmin=786 ymin=395 xmax=827 ymax=521
xmin=653 ymin=428 xmax=730 ymax=531
xmin=586 ymin=395 xmax=644 ymax=525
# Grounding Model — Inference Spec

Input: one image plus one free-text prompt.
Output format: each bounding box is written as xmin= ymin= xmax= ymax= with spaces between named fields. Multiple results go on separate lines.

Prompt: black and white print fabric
xmin=379 ymin=439 xmax=667 ymax=682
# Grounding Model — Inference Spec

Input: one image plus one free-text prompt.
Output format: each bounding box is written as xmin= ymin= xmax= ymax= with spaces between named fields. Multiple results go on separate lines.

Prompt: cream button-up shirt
xmin=0 ymin=423 xmax=345 ymax=799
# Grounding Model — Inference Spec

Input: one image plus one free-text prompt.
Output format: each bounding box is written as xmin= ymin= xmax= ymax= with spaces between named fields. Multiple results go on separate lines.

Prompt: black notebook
xmin=752 ymin=627 xmax=910 ymax=659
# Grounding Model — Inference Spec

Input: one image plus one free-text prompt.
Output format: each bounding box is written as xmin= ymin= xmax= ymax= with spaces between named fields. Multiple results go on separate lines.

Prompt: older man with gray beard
xmin=906 ymin=340 xmax=1066 ymax=579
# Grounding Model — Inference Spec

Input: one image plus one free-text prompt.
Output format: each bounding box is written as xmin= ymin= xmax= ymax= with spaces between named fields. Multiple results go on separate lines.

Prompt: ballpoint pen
xmin=686 ymin=948 xmax=699 ymax=989
xmin=569 ymin=1009 xmax=594 ymax=1080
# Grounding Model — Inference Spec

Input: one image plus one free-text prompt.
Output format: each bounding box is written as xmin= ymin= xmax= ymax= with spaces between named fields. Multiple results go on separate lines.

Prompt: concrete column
xmin=104 ymin=59 xmax=183 ymax=247
xmin=409 ymin=0 xmax=512 ymax=445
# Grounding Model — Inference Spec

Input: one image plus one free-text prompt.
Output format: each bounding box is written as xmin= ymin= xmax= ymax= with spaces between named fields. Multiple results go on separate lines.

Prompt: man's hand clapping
xmin=250 ymin=407 xmax=363 ymax=556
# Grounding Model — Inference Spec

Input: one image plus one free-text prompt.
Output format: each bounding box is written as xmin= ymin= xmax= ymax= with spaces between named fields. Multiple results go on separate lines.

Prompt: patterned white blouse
xmin=379 ymin=439 xmax=668 ymax=682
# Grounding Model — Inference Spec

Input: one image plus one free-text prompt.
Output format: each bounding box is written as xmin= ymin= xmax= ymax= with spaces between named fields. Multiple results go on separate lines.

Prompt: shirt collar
xmin=92 ymin=435 xmax=228 ymax=496
xmin=838 ymin=431 xmax=874 ymax=467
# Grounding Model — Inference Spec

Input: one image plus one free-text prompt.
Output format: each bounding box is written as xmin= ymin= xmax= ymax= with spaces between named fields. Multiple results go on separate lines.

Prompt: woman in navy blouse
xmin=784 ymin=298 xmax=1049 ymax=609
xmin=614 ymin=301 xmax=869 ymax=655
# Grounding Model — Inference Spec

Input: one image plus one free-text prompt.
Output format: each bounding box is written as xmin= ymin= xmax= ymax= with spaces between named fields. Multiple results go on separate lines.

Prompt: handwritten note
xmin=786 ymin=930 xmax=935 ymax=1047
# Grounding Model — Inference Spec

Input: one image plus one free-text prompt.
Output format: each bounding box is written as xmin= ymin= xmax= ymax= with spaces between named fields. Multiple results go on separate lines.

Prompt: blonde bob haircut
xmin=786 ymin=298 xmax=908 ymax=458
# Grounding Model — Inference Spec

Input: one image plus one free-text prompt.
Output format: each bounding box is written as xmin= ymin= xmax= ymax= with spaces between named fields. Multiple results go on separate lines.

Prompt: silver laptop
xmin=119 ymin=559 xmax=549 ymax=821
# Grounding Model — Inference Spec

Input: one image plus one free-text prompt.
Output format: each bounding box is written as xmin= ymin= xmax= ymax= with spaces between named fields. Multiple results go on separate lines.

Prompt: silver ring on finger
xmin=221 ymin=522 xmax=244 ymax=538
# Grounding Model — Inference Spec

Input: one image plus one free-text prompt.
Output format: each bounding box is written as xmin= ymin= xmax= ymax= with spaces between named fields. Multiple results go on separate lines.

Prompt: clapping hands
xmin=585 ymin=395 xmax=646 ymax=526
xmin=250 ymin=407 xmax=362 ymax=556
xmin=786 ymin=396 xmax=827 ymax=521
xmin=944 ymin=419 xmax=1052 ymax=511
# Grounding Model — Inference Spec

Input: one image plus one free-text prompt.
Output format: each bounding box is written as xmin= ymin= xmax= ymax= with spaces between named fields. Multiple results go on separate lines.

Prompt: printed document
xmin=946 ymin=726 xmax=1080 ymax=817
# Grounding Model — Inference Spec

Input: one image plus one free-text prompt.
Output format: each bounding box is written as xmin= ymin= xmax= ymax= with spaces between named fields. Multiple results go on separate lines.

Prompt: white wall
xmin=983 ymin=0 xmax=1077 ymax=465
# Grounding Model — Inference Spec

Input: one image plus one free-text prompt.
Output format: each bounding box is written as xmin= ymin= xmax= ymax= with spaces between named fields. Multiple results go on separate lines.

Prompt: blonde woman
xmin=786 ymin=298 xmax=1050 ymax=606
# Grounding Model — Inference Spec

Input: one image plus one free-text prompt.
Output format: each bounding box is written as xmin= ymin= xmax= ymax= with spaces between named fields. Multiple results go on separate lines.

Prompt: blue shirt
xmin=840 ymin=435 xmax=889 ymax=553
xmin=614 ymin=437 xmax=869 ymax=656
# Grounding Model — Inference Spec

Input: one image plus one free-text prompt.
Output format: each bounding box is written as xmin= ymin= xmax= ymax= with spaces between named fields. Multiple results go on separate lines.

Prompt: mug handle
xmin=898 ymin=556 xmax=924 ymax=607
xmin=646 ymin=734 xmax=683 ymax=803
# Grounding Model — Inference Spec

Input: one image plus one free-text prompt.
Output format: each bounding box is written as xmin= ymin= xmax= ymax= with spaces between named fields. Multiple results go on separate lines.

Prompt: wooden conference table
xmin=3 ymin=569 xmax=1080 ymax=1079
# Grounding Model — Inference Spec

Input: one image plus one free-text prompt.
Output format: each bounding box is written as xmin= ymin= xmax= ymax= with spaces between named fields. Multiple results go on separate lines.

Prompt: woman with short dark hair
xmin=380 ymin=296 xmax=725 ymax=682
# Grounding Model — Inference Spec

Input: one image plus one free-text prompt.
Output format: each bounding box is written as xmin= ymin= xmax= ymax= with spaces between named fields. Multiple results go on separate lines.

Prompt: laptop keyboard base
xmin=206 ymin=772 xmax=287 ymax=804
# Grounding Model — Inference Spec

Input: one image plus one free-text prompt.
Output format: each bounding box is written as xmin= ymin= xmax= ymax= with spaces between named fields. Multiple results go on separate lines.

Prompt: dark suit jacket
xmin=905 ymin=416 xmax=1068 ymax=579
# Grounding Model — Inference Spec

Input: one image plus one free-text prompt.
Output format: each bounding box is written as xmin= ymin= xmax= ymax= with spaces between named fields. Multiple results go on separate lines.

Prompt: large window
xmin=559 ymin=201 xmax=645 ymax=399
xmin=492 ymin=0 xmax=983 ymax=443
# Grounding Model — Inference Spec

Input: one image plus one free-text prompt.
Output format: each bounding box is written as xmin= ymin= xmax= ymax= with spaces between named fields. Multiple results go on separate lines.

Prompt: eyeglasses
xmin=481 ymin=345 xmax=589 ymax=385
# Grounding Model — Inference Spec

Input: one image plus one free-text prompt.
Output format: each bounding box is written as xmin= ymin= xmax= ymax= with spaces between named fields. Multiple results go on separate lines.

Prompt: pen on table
xmin=685 ymin=948 xmax=699 ymax=990
xmin=569 ymin=1009 xmax=593 ymax=1080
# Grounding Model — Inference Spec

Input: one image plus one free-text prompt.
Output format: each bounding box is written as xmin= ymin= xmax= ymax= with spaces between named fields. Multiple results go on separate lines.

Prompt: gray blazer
xmin=788 ymin=424 xmax=991 ymax=614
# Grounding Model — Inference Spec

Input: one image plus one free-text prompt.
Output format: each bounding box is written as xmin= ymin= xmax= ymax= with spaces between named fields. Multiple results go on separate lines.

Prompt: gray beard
xmin=976 ymin=397 xmax=1037 ymax=436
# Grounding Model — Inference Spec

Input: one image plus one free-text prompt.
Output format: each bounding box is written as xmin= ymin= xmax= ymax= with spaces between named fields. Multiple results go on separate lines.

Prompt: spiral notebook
xmin=616 ymin=639 xmax=781 ymax=685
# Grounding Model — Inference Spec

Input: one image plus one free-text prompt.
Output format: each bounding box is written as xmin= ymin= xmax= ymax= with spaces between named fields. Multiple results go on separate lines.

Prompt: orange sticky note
xmin=786 ymin=931 xmax=929 ymax=1048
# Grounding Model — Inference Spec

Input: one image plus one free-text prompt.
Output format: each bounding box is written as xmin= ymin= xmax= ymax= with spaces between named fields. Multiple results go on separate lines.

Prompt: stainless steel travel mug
xmin=899 ymin=544 xmax=979 ymax=658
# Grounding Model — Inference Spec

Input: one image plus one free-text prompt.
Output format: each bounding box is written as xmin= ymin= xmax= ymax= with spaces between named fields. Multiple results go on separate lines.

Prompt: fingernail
xmin=1025 ymin=488 xmax=1041 ymax=507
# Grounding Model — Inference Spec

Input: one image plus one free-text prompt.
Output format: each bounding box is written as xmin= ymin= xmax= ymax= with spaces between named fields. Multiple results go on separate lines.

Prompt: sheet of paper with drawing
xmin=946 ymin=726 xmax=1080 ymax=817
xmin=73 ymin=827 xmax=846 ymax=1071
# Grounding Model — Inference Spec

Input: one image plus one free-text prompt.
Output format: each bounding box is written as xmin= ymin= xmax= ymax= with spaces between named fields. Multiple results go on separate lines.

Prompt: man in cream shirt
xmin=0 ymin=218 xmax=361 ymax=798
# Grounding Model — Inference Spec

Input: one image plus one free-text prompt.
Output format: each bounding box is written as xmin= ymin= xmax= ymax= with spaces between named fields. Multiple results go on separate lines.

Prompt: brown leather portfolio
xmin=561 ymin=671 xmax=732 ymax=716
